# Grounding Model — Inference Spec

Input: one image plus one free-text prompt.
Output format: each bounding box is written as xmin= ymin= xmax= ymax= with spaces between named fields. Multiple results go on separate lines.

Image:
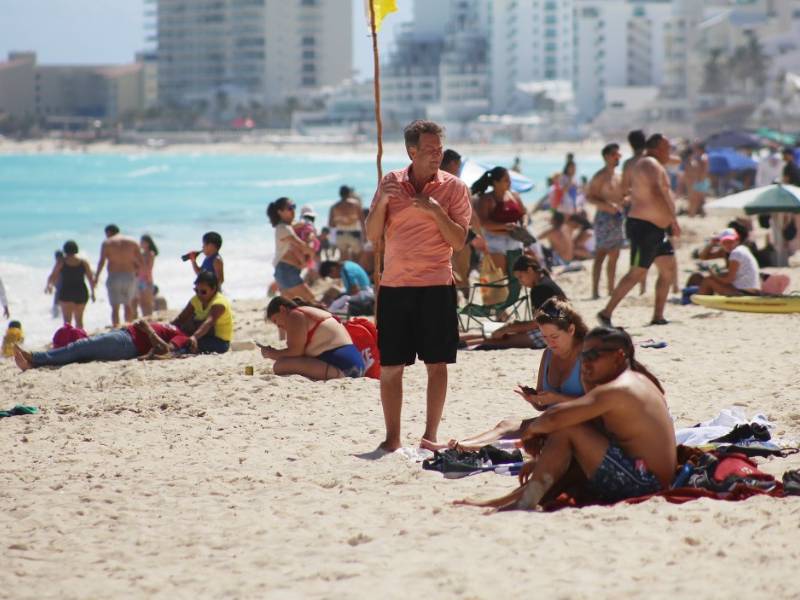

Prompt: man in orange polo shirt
xmin=366 ymin=120 xmax=472 ymax=452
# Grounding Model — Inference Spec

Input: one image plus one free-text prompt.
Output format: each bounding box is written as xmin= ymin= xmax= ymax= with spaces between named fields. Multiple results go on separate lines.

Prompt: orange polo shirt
xmin=371 ymin=166 xmax=472 ymax=287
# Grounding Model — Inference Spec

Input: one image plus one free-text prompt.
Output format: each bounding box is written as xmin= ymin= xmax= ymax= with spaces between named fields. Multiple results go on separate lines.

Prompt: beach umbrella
xmin=741 ymin=185 xmax=800 ymax=267
xmin=743 ymin=184 xmax=800 ymax=215
xmin=705 ymin=130 xmax=761 ymax=150
xmin=705 ymin=183 xmax=784 ymax=211
xmin=756 ymin=127 xmax=797 ymax=147
xmin=459 ymin=158 xmax=535 ymax=193
xmin=707 ymin=148 xmax=758 ymax=175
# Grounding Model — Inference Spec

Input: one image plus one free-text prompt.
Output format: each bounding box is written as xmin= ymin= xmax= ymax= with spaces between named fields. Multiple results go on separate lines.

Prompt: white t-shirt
xmin=273 ymin=223 xmax=293 ymax=266
xmin=729 ymin=245 xmax=760 ymax=290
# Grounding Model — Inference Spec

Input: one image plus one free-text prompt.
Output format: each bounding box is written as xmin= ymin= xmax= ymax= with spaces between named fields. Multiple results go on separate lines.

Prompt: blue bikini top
xmin=542 ymin=349 xmax=585 ymax=397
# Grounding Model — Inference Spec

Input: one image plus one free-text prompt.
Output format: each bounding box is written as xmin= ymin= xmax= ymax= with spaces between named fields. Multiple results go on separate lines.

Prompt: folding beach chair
xmin=458 ymin=249 xmax=531 ymax=336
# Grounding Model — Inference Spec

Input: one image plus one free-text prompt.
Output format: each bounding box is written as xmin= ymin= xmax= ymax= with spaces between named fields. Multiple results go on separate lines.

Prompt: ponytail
xmin=470 ymin=166 xmax=508 ymax=195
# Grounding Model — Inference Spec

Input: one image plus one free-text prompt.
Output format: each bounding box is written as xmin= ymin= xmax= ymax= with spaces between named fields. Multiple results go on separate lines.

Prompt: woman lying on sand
xmin=14 ymin=320 xmax=186 ymax=370
xmin=423 ymin=298 xmax=588 ymax=452
xmin=261 ymin=296 xmax=365 ymax=381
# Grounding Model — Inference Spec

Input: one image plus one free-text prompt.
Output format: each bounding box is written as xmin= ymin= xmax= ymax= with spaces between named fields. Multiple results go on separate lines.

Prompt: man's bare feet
xmin=420 ymin=437 xmax=449 ymax=451
xmin=378 ymin=440 xmax=401 ymax=453
xmin=13 ymin=346 xmax=33 ymax=371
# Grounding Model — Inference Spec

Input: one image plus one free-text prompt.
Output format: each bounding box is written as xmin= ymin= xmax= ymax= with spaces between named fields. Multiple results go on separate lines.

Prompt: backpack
xmin=344 ymin=318 xmax=380 ymax=379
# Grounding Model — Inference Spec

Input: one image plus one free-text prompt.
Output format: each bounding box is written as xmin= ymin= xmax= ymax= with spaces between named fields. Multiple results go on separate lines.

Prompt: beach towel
xmin=540 ymin=448 xmax=794 ymax=512
xmin=0 ymin=405 xmax=38 ymax=419
xmin=675 ymin=407 xmax=774 ymax=447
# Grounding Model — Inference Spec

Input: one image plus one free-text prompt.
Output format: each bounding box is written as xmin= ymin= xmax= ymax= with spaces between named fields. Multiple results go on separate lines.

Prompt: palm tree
xmin=702 ymin=48 xmax=727 ymax=94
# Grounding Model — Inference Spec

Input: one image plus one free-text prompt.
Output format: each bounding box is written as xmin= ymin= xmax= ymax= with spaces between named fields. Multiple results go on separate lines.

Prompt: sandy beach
xmin=2 ymin=199 xmax=800 ymax=598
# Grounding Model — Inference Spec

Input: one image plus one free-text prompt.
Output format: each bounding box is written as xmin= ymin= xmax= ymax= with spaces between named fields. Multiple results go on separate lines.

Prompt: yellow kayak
xmin=691 ymin=294 xmax=800 ymax=314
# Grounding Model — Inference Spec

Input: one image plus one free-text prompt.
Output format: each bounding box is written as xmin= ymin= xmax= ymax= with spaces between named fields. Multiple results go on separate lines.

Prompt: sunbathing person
xmin=261 ymin=296 xmax=365 ymax=380
xmin=14 ymin=320 xmax=185 ymax=370
xmin=460 ymin=255 xmax=566 ymax=350
xmin=171 ymin=271 xmax=233 ymax=353
xmin=425 ymin=298 xmax=587 ymax=451
xmin=455 ymin=326 xmax=675 ymax=511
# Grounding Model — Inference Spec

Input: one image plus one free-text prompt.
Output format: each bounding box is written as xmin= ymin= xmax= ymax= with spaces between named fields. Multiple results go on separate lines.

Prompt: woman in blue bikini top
xmin=533 ymin=298 xmax=588 ymax=402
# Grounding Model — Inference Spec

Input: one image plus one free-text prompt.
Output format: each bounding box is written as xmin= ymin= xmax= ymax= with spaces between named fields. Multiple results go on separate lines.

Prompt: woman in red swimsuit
xmin=261 ymin=297 xmax=365 ymax=380
xmin=473 ymin=166 xmax=528 ymax=274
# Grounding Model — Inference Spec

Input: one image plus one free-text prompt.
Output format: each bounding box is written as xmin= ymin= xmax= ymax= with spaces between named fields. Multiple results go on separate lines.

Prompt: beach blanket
xmin=540 ymin=447 xmax=798 ymax=512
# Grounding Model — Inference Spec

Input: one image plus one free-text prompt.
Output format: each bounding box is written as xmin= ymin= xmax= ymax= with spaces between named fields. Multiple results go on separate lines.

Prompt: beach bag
xmin=344 ymin=317 xmax=380 ymax=379
xmin=761 ymin=274 xmax=790 ymax=295
xmin=478 ymin=256 xmax=509 ymax=306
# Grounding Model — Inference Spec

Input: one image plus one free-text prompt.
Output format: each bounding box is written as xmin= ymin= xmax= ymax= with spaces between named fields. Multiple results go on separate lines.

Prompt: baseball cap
xmin=716 ymin=228 xmax=739 ymax=243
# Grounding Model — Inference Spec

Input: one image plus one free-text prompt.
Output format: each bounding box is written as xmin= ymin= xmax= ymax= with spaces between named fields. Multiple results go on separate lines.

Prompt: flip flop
xmin=597 ymin=311 xmax=613 ymax=327
xmin=650 ymin=318 xmax=669 ymax=326
xmin=639 ymin=339 xmax=667 ymax=349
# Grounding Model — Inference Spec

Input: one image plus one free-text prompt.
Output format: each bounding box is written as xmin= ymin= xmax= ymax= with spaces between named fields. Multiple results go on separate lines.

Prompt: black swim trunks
xmin=376 ymin=285 xmax=458 ymax=366
xmin=588 ymin=443 xmax=662 ymax=503
xmin=626 ymin=217 xmax=674 ymax=269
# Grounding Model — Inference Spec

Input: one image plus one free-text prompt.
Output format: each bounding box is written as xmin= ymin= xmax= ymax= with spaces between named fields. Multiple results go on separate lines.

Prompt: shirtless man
xmin=455 ymin=326 xmax=675 ymax=511
xmin=621 ymin=130 xmax=647 ymax=296
xmin=328 ymin=185 xmax=364 ymax=260
xmin=683 ymin=143 xmax=709 ymax=217
xmin=598 ymin=134 xmax=680 ymax=326
xmin=95 ymin=224 xmax=142 ymax=327
xmin=586 ymin=143 xmax=625 ymax=299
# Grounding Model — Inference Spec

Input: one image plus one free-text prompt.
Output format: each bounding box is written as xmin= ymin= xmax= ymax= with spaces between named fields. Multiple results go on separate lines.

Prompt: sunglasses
xmin=285 ymin=204 xmax=296 ymax=211
xmin=580 ymin=346 xmax=620 ymax=361
xmin=194 ymin=286 xmax=212 ymax=295
xmin=535 ymin=298 xmax=566 ymax=320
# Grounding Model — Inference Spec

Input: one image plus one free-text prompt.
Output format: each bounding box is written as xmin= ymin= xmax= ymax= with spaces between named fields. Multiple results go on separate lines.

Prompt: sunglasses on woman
xmin=535 ymin=298 xmax=565 ymax=320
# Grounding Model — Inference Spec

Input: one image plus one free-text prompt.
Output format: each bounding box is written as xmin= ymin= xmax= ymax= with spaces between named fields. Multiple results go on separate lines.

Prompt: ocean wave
xmin=126 ymin=165 xmax=171 ymax=178
xmin=249 ymin=173 xmax=342 ymax=188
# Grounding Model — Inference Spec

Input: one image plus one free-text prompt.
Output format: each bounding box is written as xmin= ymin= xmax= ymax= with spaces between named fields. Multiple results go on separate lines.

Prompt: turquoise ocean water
xmin=1 ymin=150 xmax=601 ymax=345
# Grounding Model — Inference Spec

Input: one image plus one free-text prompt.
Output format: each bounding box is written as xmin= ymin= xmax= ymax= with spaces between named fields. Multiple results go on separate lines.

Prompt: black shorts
xmin=377 ymin=285 xmax=458 ymax=366
xmin=626 ymin=217 xmax=674 ymax=269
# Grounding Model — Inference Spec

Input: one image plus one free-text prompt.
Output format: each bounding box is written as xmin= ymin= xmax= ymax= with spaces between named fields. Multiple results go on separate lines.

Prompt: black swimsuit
xmin=58 ymin=262 xmax=89 ymax=304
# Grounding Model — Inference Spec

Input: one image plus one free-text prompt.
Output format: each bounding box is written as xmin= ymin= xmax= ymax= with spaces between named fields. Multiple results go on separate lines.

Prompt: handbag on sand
xmin=478 ymin=256 xmax=509 ymax=306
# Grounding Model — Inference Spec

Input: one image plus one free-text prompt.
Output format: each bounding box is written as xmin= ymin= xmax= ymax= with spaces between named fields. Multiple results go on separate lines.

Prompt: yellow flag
xmin=365 ymin=0 xmax=397 ymax=32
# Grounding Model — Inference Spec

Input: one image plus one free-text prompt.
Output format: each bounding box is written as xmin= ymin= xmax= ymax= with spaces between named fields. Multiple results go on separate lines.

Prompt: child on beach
xmin=2 ymin=321 xmax=24 ymax=357
xmin=137 ymin=234 xmax=159 ymax=316
xmin=187 ymin=231 xmax=224 ymax=288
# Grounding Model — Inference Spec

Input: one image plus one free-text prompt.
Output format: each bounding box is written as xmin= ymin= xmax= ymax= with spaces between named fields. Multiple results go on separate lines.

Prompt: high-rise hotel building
xmin=152 ymin=0 xmax=352 ymax=108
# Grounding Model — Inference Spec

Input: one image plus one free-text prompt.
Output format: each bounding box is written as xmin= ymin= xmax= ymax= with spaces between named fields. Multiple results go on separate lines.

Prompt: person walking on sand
xmin=0 ymin=275 xmax=9 ymax=318
xmin=365 ymin=120 xmax=472 ymax=452
xmin=586 ymin=143 xmax=625 ymax=299
xmin=95 ymin=224 xmax=142 ymax=327
xmin=598 ymin=134 xmax=680 ymax=327
xmin=46 ymin=240 xmax=95 ymax=329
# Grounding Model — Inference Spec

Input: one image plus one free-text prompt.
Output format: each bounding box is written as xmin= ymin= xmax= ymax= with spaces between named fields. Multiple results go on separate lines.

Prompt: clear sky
xmin=0 ymin=0 xmax=413 ymax=78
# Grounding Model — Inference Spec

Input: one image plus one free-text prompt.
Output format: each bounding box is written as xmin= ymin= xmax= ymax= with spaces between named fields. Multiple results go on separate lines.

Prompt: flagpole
xmin=368 ymin=0 xmax=384 ymax=291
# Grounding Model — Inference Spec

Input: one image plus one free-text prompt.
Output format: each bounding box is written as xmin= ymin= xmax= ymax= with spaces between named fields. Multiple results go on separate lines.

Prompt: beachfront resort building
xmin=152 ymin=0 xmax=352 ymax=111
xmin=573 ymin=0 xmax=673 ymax=123
xmin=488 ymin=0 xmax=575 ymax=115
xmin=381 ymin=0 xmax=490 ymax=127
xmin=0 ymin=52 xmax=152 ymax=124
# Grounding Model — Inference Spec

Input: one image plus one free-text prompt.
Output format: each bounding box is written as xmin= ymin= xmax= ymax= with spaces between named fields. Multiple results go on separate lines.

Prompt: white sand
xmin=2 ymin=211 xmax=800 ymax=599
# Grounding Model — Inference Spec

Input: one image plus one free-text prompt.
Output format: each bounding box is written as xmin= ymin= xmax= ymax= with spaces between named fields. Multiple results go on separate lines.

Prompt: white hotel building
xmin=488 ymin=0 xmax=575 ymax=115
xmin=152 ymin=0 xmax=352 ymax=108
